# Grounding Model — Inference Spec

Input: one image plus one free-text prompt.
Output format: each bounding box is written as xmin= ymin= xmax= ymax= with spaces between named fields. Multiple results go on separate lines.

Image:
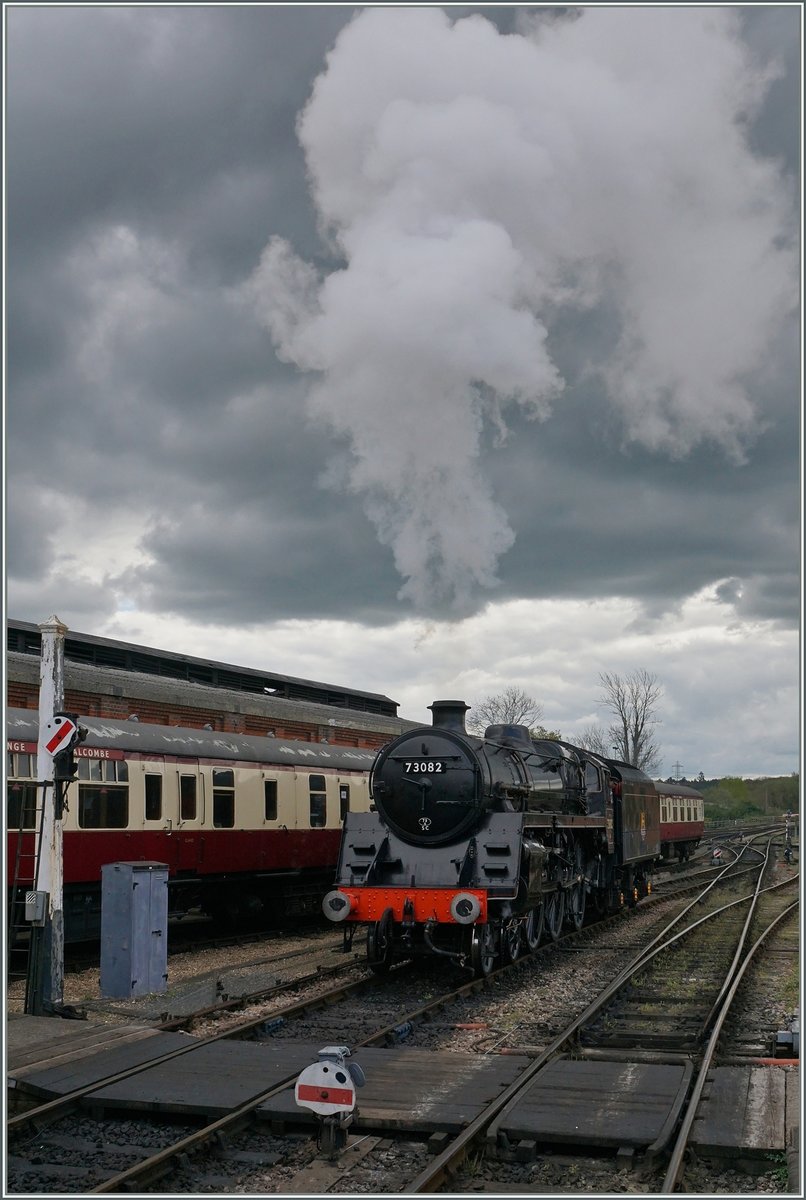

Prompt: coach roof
xmin=6 ymin=709 xmax=378 ymax=771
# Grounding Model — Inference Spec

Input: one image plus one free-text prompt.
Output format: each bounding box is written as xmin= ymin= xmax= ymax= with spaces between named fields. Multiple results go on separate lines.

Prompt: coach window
xmin=264 ymin=779 xmax=278 ymax=822
xmin=9 ymin=751 xmax=37 ymax=779
xmin=672 ymin=805 xmax=678 ymax=822
xmin=213 ymin=768 xmax=235 ymax=828
xmin=180 ymin=775 xmax=197 ymax=821
xmin=79 ymin=757 xmax=103 ymax=783
xmin=7 ymin=753 xmax=38 ymax=830
xmin=78 ymin=761 xmax=128 ymax=828
xmin=8 ymin=782 xmax=38 ymax=830
xmin=309 ymin=774 xmax=327 ymax=828
xmin=339 ymin=785 xmax=350 ymax=822
xmin=145 ymin=775 xmax=162 ymax=821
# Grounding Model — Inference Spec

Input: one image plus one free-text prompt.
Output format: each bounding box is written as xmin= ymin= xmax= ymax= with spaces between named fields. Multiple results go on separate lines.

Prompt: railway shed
xmin=6 ymin=618 xmax=415 ymax=750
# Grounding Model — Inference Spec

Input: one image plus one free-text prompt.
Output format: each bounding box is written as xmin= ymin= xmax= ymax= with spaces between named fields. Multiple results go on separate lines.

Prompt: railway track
xmin=419 ymin=842 xmax=797 ymax=1194
xmin=7 ymin=846 xmax=796 ymax=1194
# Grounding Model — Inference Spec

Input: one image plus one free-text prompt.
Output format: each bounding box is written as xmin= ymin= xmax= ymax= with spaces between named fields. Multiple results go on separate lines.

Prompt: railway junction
xmin=6 ymin=833 xmax=800 ymax=1195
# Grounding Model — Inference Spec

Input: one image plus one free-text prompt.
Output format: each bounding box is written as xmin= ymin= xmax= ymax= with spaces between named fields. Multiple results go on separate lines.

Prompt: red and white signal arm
xmin=295 ymin=1060 xmax=357 ymax=1117
xmin=45 ymin=715 xmax=78 ymax=756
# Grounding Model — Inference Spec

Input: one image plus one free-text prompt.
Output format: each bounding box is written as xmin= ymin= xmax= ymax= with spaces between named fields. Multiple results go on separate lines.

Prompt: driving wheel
xmin=565 ymin=842 xmax=587 ymax=931
xmin=367 ymin=907 xmax=393 ymax=973
xmin=501 ymin=918 xmax=522 ymax=963
xmin=524 ymin=901 xmax=544 ymax=951
xmin=470 ymin=922 xmax=497 ymax=976
xmin=544 ymin=886 xmax=565 ymax=941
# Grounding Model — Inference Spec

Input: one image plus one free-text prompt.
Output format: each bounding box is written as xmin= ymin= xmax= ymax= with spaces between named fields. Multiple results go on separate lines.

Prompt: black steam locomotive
xmin=323 ymin=700 xmax=660 ymax=975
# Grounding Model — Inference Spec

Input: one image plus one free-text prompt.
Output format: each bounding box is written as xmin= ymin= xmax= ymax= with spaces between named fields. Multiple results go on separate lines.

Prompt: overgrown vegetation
xmin=689 ymin=775 xmax=800 ymax=822
xmin=780 ymin=960 xmax=800 ymax=1010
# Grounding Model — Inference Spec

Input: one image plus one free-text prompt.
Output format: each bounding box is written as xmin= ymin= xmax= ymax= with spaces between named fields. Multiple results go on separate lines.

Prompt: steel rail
xmin=82 ymin=929 xmax=617 ymax=1194
xmin=14 ymin=898 xmax=682 ymax=1191
xmin=11 ymin=856 xmax=788 ymax=1191
xmin=404 ymin=857 xmax=795 ymax=1192
xmin=7 ymin=959 xmax=405 ymax=1140
xmin=636 ymin=839 xmax=791 ymax=977
xmin=661 ymin=899 xmax=799 ymax=1193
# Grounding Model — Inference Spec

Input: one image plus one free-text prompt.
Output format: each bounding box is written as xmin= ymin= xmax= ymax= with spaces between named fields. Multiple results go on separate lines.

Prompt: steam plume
xmin=245 ymin=7 xmax=795 ymax=610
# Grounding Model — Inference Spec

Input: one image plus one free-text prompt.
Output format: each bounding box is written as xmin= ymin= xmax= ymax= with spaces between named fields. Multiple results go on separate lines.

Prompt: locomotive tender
xmin=323 ymin=700 xmax=665 ymax=974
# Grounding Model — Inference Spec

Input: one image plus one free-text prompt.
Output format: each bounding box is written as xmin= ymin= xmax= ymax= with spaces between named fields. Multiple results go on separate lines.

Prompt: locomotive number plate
xmin=403 ymin=760 xmax=446 ymax=774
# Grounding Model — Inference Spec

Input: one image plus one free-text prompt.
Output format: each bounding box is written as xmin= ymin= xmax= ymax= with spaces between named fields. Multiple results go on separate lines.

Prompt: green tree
xmin=531 ymin=724 xmax=562 ymax=741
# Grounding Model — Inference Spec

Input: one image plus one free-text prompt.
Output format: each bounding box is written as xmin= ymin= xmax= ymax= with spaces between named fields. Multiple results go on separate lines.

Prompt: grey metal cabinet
xmin=100 ymin=861 xmax=168 ymax=998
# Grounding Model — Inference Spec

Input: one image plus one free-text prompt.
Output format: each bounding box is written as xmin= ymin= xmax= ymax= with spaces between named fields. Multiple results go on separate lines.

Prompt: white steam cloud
xmin=244 ymin=7 xmax=795 ymax=611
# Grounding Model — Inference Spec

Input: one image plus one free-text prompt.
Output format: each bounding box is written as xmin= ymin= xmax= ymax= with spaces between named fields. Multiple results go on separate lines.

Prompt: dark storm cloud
xmin=7 ymin=7 xmax=349 ymax=258
xmin=740 ymin=6 xmax=802 ymax=172
xmin=5 ymin=5 xmax=800 ymax=635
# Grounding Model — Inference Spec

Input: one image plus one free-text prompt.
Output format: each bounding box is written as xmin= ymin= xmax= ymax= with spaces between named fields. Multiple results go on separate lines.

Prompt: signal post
xmin=29 ymin=615 xmax=69 ymax=1015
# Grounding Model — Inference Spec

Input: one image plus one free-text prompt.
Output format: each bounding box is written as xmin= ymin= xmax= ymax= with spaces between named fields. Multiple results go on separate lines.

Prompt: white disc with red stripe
xmin=45 ymin=715 xmax=78 ymax=756
xmin=295 ymin=1062 xmax=356 ymax=1116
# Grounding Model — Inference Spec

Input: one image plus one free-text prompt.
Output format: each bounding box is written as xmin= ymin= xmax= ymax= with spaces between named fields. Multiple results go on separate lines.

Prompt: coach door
xmin=174 ymin=767 xmax=204 ymax=870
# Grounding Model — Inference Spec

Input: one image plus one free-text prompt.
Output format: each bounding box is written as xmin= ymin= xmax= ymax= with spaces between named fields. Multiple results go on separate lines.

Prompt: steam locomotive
xmin=323 ymin=700 xmax=667 ymax=975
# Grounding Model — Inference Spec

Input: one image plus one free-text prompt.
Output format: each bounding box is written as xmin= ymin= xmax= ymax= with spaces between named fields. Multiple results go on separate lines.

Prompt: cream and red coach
xmin=656 ymin=780 xmax=705 ymax=862
xmin=7 ymin=708 xmax=374 ymax=940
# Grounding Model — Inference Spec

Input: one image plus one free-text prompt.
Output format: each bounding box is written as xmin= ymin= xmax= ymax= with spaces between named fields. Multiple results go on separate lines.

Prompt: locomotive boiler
xmin=323 ymin=700 xmax=660 ymax=974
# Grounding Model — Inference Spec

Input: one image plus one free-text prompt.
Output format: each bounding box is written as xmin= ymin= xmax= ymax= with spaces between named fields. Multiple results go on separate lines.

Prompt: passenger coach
xmin=656 ymin=781 xmax=705 ymax=862
xmin=7 ymin=709 xmax=374 ymax=940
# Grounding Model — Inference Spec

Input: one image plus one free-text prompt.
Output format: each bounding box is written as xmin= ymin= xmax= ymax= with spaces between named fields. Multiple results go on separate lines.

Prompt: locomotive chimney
xmin=428 ymin=700 xmax=470 ymax=732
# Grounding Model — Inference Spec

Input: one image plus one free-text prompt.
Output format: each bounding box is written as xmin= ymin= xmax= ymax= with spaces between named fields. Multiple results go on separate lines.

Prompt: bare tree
xmin=598 ymin=669 xmax=663 ymax=773
xmin=576 ymin=724 xmax=611 ymax=756
xmin=467 ymin=687 xmax=545 ymax=736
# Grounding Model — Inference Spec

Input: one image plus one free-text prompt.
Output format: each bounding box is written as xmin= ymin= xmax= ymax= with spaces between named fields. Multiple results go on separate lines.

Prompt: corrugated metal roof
xmin=6 ymin=619 xmax=398 ymax=715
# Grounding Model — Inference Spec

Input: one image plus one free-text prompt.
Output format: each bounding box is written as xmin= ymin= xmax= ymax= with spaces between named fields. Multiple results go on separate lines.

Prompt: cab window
xmin=584 ymin=764 xmax=601 ymax=793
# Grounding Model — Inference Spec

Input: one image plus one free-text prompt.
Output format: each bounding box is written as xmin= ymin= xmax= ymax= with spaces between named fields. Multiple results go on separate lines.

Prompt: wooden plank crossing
xmin=259 ymin=1046 xmax=530 ymax=1133
xmin=691 ymin=1066 xmax=793 ymax=1158
xmin=7 ymin=1014 xmax=163 ymax=1082
xmin=488 ymin=1056 xmax=692 ymax=1154
xmin=7 ymin=1018 xmax=530 ymax=1131
xmin=9 ymin=1033 xmax=320 ymax=1117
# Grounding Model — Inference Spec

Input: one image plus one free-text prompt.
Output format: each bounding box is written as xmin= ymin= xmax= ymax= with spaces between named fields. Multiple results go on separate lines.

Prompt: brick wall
xmin=8 ymin=680 xmax=389 ymax=750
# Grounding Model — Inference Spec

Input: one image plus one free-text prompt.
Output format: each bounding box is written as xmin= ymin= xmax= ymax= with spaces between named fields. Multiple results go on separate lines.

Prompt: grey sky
xmin=5 ymin=5 xmax=801 ymax=778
